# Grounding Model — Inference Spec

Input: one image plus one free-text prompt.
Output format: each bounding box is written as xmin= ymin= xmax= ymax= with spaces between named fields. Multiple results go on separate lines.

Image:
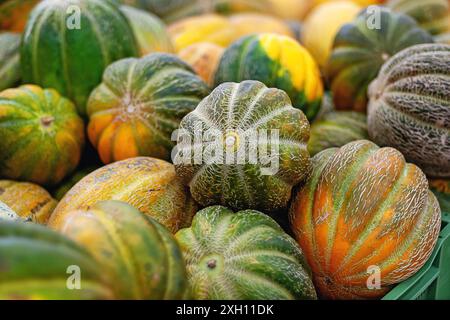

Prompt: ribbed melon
xmin=0 ymin=32 xmax=21 ymax=91
xmin=327 ymin=7 xmax=434 ymax=112
xmin=55 ymin=200 xmax=188 ymax=299
xmin=368 ymin=44 xmax=450 ymax=178
xmin=174 ymin=80 xmax=311 ymax=212
xmin=21 ymin=0 xmax=138 ymax=116
xmin=290 ymin=140 xmax=441 ymax=299
xmin=0 ymin=180 xmax=57 ymax=224
xmin=215 ymin=33 xmax=323 ymax=120
xmin=48 ymin=157 xmax=197 ymax=233
xmin=176 ymin=205 xmax=317 ymax=300
xmin=0 ymin=85 xmax=85 ymax=186
xmin=87 ymin=53 xmax=210 ymax=164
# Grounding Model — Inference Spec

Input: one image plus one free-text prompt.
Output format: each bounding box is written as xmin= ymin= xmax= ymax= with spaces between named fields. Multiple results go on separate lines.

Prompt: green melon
xmin=368 ymin=44 xmax=450 ymax=178
xmin=214 ymin=33 xmax=323 ymax=120
xmin=0 ymin=32 xmax=21 ymax=91
xmin=87 ymin=53 xmax=210 ymax=164
xmin=120 ymin=5 xmax=174 ymax=56
xmin=173 ymin=80 xmax=311 ymax=212
xmin=308 ymin=111 xmax=368 ymax=156
xmin=56 ymin=200 xmax=188 ymax=299
xmin=21 ymin=0 xmax=138 ymax=116
xmin=0 ymin=85 xmax=85 ymax=186
xmin=0 ymin=221 xmax=113 ymax=299
xmin=327 ymin=7 xmax=434 ymax=112
xmin=175 ymin=205 xmax=317 ymax=300
xmin=387 ymin=0 xmax=450 ymax=36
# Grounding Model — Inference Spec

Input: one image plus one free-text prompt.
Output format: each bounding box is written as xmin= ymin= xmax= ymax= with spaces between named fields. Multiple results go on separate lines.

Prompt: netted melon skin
xmin=174 ymin=80 xmax=311 ymax=212
xmin=368 ymin=44 xmax=450 ymax=178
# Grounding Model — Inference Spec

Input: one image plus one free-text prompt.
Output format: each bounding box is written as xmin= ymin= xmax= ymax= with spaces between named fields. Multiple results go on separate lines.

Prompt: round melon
xmin=327 ymin=7 xmax=434 ymax=112
xmin=0 ymin=221 xmax=113 ymax=300
xmin=0 ymin=32 xmax=21 ymax=91
xmin=48 ymin=157 xmax=197 ymax=233
xmin=289 ymin=140 xmax=441 ymax=299
xmin=173 ymin=80 xmax=311 ymax=213
xmin=387 ymin=0 xmax=450 ymax=36
xmin=178 ymin=42 xmax=224 ymax=86
xmin=308 ymin=111 xmax=368 ymax=156
xmin=21 ymin=0 xmax=138 ymax=116
xmin=0 ymin=180 xmax=57 ymax=224
xmin=368 ymin=44 xmax=450 ymax=178
xmin=302 ymin=1 xmax=362 ymax=68
xmin=215 ymin=33 xmax=323 ymax=120
xmin=0 ymin=0 xmax=39 ymax=32
xmin=87 ymin=53 xmax=210 ymax=164
xmin=120 ymin=5 xmax=174 ymax=56
xmin=0 ymin=85 xmax=85 ymax=186
xmin=55 ymin=200 xmax=188 ymax=299
xmin=175 ymin=205 xmax=317 ymax=300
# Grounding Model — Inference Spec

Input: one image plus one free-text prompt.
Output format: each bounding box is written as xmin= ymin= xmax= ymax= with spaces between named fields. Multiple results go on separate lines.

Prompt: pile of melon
xmin=0 ymin=0 xmax=448 ymax=300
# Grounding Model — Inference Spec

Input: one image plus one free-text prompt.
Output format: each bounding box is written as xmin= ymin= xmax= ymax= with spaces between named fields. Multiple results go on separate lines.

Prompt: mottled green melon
xmin=0 ymin=32 xmax=21 ymax=91
xmin=175 ymin=205 xmax=317 ymax=300
xmin=0 ymin=85 xmax=85 ymax=186
xmin=214 ymin=33 xmax=323 ymax=120
xmin=21 ymin=0 xmax=138 ymax=116
xmin=308 ymin=111 xmax=368 ymax=156
xmin=120 ymin=5 xmax=174 ymax=56
xmin=173 ymin=80 xmax=311 ymax=212
xmin=387 ymin=0 xmax=450 ymax=36
xmin=55 ymin=200 xmax=188 ymax=299
xmin=368 ymin=44 xmax=450 ymax=178
xmin=0 ymin=221 xmax=113 ymax=299
xmin=327 ymin=7 xmax=434 ymax=112
xmin=87 ymin=53 xmax=210 ymax=164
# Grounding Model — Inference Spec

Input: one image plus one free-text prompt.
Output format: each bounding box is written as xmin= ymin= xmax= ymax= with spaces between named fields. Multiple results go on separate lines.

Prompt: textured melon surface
xmin=176 ymin=205 xmax=317 ymax=300
xmin=21 ymin=0 xmax=138 ymax=116
xmin=120 ymin=5 xmax=174 ymax=56
xmin=308 ymin=111 xmax=368 ymax=156
xmin=49 ymin=157 xmax=197 ymax=233
xmin=290 ymin=140 xmax=442 ymax=299
xmin=215 ymin=34 xmax=323 ymax=120
xmin=0 ymin=85 xmax=85 ymax=186
xmin=0 ymin=32 xmax=21 ymax=91
xmin=87 ymin=53 xmax=210 ymax=164
xmin=56 ymin=200 xmax=188 ymax=299
xmin=387 ymin=0 xmax=450 ymax=35
xmin=0 ymin=221 xmax=113 ymax=300
xmin=368 ymin=44 xmax=450 ymax=178
xmin=0 ymin=180 xmax=57 ymax=224
xmin=327 ymin=7 xmax=434 ymax=112
xmin=174 ymin=80 xmax=311 ymax=212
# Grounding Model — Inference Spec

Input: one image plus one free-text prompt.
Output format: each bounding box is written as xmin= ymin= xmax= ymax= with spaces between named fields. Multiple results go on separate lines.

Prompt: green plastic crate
xmin=383 ymin=211 xmax=450 ymax=300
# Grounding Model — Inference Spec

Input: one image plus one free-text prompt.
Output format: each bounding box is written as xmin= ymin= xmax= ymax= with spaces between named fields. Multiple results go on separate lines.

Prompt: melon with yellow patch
xmin=214 ymin=33 xmax=323 ymax=120
xmin=48 ymin=157 xmax=197 ymax=233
